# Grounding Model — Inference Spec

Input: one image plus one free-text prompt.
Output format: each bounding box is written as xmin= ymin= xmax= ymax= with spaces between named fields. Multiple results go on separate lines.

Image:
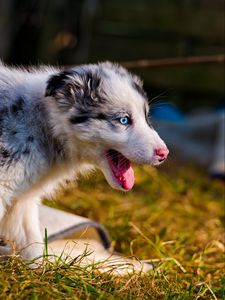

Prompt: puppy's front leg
xmin=0 ymin=198 xmax=44 ymax=261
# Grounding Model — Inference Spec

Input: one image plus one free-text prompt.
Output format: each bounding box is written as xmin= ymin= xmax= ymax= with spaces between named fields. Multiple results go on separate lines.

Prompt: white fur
xmin=0 ymin=61 xmax=168 ymax=260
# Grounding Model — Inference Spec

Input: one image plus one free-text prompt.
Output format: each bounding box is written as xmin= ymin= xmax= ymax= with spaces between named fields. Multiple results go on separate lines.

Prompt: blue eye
xmin=119 ymin=116 xmax=130 ymax=125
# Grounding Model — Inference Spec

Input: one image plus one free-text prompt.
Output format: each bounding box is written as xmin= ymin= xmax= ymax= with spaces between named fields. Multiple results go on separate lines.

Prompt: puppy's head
xmin=45 ymin=62 xmax=169 ymax=191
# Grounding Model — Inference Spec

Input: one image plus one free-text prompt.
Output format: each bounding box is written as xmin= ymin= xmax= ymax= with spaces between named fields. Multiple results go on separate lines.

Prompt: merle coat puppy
xmin=0 ymin=61 xmax=169 ymax=260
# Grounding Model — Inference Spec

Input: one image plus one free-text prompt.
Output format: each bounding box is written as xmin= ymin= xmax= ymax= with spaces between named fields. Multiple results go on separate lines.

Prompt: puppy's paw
xmin=19 ymin=242 xmax=45 ymax=267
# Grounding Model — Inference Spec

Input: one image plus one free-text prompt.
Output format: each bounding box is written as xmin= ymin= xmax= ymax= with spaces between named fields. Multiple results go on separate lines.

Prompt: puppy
xmin=0 ymin=61 xmax=168 ymax=260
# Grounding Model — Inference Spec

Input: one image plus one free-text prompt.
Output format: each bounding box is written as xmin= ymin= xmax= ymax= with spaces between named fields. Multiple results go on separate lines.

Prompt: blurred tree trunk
xmin=0 ymin=0 xmax=13 ymax=60
xmin=75 ymin=0 xmax=100 ymax=63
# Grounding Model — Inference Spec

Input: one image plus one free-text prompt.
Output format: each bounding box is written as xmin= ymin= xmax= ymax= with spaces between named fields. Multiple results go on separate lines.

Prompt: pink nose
xmin=154 ymin=148 xmax=169 ymax=161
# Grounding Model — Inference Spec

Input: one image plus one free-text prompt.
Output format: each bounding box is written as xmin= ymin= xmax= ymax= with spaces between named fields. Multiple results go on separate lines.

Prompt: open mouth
xmin=106 ymin=149 xmax=135 ymax=191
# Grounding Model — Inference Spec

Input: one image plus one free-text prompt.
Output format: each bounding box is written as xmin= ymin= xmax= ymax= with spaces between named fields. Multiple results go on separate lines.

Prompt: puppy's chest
xmin=1 ymin=146 xmax=74 ymax=208
xmin=27 ymin=162 xmax=93 ymax=200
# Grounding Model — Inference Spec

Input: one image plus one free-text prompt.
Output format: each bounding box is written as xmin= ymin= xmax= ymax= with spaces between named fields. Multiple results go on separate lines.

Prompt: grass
xmin=0 ymin=160 xmax=224 ymax=299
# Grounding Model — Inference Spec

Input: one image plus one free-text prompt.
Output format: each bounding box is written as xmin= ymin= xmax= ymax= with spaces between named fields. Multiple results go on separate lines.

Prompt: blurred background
xmin=0 ymin=2 xmax=224 ymax=296
xmin=0 ymin=0 xmax=224 ymax=110
xmin=0 ymin=0 xmax=224 ymax=174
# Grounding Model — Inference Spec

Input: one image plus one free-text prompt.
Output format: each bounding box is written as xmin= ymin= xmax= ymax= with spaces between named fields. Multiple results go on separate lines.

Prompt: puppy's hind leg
xmin=0 ymin=198 xmax=44 ymax=262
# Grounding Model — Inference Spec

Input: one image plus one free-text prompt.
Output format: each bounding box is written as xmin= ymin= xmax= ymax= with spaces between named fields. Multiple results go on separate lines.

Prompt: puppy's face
xmin=46 ymin=62 xmax=169 ymax=191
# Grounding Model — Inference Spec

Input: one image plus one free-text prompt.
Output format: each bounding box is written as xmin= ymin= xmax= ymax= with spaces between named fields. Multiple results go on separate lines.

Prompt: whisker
xmin=148 ymin=88 xmax=173 ymax=105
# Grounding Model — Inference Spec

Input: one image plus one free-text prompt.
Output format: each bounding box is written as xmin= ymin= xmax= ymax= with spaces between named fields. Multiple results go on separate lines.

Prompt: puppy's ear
xmin=131 ymin=75 xmax=147 ymax=100
xmin=45 ymin=69 xmax=101 ymax=110
xmin=45 ymin=71 xmax=70 ymax=97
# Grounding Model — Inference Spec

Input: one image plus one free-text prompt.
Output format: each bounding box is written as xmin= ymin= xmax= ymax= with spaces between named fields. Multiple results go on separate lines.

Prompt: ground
xmin=0 ymin=160 xmax=224 ymax=299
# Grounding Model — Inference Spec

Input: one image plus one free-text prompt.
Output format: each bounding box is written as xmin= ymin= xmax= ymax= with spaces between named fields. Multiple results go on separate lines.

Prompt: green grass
xmin=0 ymin=161 xmax=224 ymax=299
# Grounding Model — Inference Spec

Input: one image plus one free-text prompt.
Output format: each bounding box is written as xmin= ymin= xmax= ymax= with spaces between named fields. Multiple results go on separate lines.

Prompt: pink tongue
xmin=120 ymin=166 xmax=135 ymax=190
xmin=116 ymin=155 xmax=135 ymax=190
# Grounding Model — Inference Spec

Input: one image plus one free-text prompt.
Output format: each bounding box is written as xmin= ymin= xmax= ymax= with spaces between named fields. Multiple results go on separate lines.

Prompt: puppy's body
xmin=0 ymin=61 xmax=168 ymax=260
